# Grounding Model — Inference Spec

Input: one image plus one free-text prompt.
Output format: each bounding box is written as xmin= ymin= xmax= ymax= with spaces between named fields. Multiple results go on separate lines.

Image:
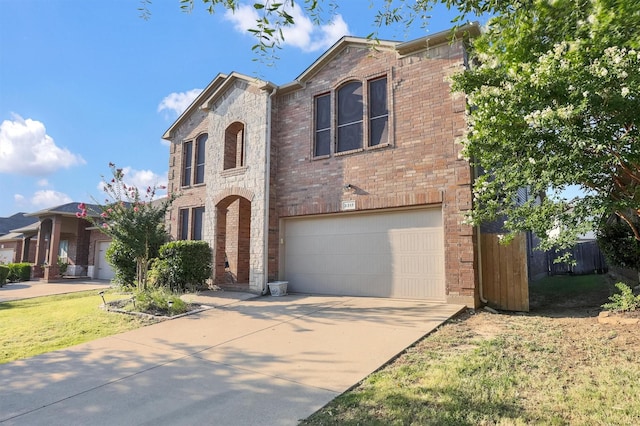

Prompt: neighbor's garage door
xmin=0 ymin=248 xmax=15 ymax=265
xmin=96 ymin=241 xmax=115 ymax=281
xmin=283 ymin=208 xmax=445 ymax=300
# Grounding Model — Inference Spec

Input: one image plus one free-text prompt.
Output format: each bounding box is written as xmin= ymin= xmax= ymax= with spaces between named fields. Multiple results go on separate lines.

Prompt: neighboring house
xmin=0 ymin=213 xmax=39 ymax=264
xmin=163 ymin=23 xmax=483 ymax=307
xmin=0 ymin=203 xmax=114 ymax=282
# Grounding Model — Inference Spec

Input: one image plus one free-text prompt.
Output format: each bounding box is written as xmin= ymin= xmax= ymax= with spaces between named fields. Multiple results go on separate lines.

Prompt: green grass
xmin=529 ymin=273 xmax=612 ymax=308
xmin=302 ymin=275 xmax=640 ymax=425
xmin=0 ymin=290 xmax=153 ymax=364
xmin=532 ymin=274 xmax=607 ymax=297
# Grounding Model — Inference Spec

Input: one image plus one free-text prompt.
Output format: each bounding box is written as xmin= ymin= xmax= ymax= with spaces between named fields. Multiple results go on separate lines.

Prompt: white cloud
xmin=31 ymin=190 xmax=73 ymax=209
xmin=37 ymin=179 xmax=49 ymax=187
xmin=96 ymin=166 xmax=168 ymax=200
xmin=224 ymin=2 xmax=349 ymax=53
xmin=14 ymin=194 xmax=25 ymax=203
xmin=158 ymin=89 xmax=203 ymax=117
xmin=224 ymin=3 xmax=260 ymax=33
xmin=0 ymin=114 xmax=85 ymax=176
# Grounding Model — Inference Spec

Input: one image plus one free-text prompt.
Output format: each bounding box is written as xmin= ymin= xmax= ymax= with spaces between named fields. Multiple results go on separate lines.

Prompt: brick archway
xmin=214 ymin=193 xmax=252 ymax=289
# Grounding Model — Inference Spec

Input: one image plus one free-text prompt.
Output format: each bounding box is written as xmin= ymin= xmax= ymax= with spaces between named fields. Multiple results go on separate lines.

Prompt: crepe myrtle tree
xmin=451 ymin=0 xmax=640 ymax=252
xmin=78 ymin=163 xmax=176 ymax=290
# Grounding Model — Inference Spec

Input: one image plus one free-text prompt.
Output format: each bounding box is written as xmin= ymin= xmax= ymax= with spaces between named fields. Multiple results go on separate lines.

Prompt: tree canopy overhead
xmin=452 ymin=0 xmax=640 ymax=249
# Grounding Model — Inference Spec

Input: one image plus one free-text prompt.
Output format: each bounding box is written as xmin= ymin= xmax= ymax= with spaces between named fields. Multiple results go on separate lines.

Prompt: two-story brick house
xmin=163 ymin=23 xmax=482 ymax=307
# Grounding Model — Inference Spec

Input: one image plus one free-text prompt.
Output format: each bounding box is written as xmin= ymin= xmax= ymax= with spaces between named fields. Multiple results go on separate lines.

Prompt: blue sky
xmin=0 ymin=1 xmax=471 ymax=218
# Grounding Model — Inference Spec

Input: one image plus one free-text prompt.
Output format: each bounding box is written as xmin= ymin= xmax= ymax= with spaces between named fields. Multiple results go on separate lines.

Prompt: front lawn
xmin=302 ymin=274 xmax=640 ymax=425
xmin=0 ymin=290 xmax=154 ymax=364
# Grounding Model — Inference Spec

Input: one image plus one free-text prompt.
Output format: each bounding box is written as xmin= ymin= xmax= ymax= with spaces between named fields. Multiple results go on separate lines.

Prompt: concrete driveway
xmin=0 ymin=291 xmax=464 ymax=425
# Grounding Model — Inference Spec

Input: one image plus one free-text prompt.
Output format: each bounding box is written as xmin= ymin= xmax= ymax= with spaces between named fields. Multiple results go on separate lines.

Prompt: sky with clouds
xmin=0 ymin=1 xmax=469 ymax=217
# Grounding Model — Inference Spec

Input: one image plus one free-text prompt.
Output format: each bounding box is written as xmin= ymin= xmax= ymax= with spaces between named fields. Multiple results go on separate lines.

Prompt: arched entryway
xmin=215 ymin=195 xmax=252 ymax=289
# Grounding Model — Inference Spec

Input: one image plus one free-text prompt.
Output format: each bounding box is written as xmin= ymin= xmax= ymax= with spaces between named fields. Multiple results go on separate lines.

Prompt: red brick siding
xmin=271 ymin=41 xmax=477 ymax=303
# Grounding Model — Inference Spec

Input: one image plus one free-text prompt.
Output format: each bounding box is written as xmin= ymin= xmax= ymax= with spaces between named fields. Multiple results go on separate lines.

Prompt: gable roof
xmin=162 ymin=72 xmax=276 ymax=141
xmin=162 ymin=73 xmax=228 ymax=140
xmin=201 ymin=72 xmax=275 ymax=110
xmin=161 ymin=22 xmax=481 ymax=139
xmin=279 ymin=22 xmax=481 ymax=94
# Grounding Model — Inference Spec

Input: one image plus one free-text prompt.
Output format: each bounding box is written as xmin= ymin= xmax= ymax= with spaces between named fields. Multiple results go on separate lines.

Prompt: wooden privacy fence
xmin=480 ymin=233 xmax=529 ymax=312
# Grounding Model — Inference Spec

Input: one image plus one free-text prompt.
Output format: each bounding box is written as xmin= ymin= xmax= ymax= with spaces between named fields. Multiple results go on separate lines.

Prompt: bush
xmin=597 ymin=217 xmax=640 ymax=271
xmin=132 ymin=287 xmax=188 ymax=316
xmin=602 ymin=282 xmax=640 ymax=312
xmin=147 ymin=258 xmax=170 ymax=288
xmin=105 ymin=239 xmax=137 ymax=288
xmin=0 ymin=265 xmax=9 ymax=286
xmin=154 ymin=240 xmax=212 ymax=292
xmin=7 ymin=263 xmax=32 ymax=282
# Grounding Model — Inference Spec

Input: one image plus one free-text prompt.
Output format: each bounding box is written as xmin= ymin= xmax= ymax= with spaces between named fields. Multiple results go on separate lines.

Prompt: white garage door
xmin=0 ymin=248 xmax=15 ymax=265
xmin=96 ymin=241 xmax=115 ymax=281
xmin=282 ymin=208 xmax=445 ymax=300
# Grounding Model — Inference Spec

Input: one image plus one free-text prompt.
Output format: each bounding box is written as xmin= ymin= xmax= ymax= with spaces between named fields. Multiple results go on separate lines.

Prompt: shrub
xmin=132 ymin=287 xmax=188 ymax=316
xmin=57 ymin=257 xmax=68 ymax=276
xmin=0 ymin=265 xmax=8 ymax=286
xmin=7 ymin=263 xmax=32 ymax=282
xmin=105 ymin=239 xmax=137 ymax=288
xmin=597 ymin=217 xmax=640 ymax=271
xmin=602 ymin=282 xmax=640 ymax=312
xmin=147 ymin=258 xmax=170 ymax=288
xmin=155 ymin=240 xmax=212 ymax=292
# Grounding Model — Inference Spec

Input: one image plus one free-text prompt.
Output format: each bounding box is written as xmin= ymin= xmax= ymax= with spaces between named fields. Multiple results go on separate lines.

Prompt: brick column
xmin=44 ymin=216 xmax=62 ymax=282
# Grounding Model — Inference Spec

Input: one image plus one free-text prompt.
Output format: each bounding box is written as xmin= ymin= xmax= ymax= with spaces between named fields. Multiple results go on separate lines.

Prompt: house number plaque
xmin=341 ymin=200 xmax=356 ymax=211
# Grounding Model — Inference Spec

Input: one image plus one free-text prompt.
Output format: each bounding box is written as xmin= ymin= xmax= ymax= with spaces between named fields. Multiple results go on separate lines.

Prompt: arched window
xmin=224 ymin=122 xmax=245 ymax=170
xmin=312 ymin=76 xmax=388 ymax=158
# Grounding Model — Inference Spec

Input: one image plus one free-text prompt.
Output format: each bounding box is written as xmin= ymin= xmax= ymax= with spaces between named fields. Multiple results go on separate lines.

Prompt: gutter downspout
xmin=477 ymin=224 xmax=488 ymax=304
xmin=262 ymin=86 xmax=277 ymax=295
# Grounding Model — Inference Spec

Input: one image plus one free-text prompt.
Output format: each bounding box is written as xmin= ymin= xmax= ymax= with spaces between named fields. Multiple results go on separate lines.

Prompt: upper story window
xmin=195 ymin=134 xmax=207 ymax=184
xmin=313 ymin=75 xmax=389 ymax=158
xmin=181 ymin=133 xmax=207 ymax=187
xmin=369 ymin=77 xmax=388 ymax=147
xmin=224 ymin=122 xmax=245 ymax=170
xmin=337 ymin=81 xmax=363 ymax=153
xmin=314 ymin=94 xmax=331 ymax=157
xmin=182 ymin=141 xmax=193 ymax=187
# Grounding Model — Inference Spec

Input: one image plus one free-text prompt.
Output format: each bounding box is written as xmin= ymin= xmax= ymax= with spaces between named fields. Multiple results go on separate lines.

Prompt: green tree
xmin=79 ymin=163 xmax=175 ymax=290
xmin=451 ymin=0 xmax=640 ymax=251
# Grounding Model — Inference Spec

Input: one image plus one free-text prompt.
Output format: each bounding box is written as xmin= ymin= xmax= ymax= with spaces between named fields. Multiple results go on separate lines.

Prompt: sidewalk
xmin=0 ymin=279 xmax=112 ymax=302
